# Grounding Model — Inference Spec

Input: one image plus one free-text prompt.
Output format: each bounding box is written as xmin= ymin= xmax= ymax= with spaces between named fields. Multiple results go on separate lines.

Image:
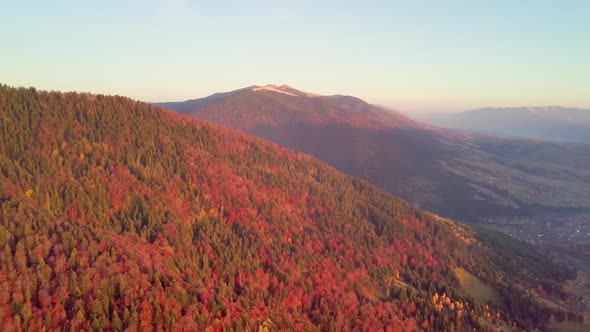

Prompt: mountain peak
xmin=250 ymin=84 xmax=319 ymax=97
xmin=251 ymin=84 xmax=298 ymax=96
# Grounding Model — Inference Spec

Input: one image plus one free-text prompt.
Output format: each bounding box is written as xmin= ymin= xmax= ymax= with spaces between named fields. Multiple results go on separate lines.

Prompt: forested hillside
xmin=0 ymin=85 xmax=577 ymax=331
xmin=161 ymin=86 xmax=590 ymax=221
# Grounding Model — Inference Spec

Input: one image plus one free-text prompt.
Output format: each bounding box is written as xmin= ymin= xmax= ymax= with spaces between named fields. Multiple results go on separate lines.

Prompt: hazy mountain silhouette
xmin=415 ymin=106 xmax=590 ymax=144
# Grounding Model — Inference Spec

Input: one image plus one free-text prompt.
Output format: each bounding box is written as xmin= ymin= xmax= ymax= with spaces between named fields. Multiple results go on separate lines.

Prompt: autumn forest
xmin=0 ymin=85 xmax=583 ymax=331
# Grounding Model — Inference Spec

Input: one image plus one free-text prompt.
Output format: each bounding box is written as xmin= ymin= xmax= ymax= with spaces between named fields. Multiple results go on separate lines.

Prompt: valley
xmin=476 ymin=212 xmax=590 ymax=316
xmin=479 ymin=213 xmax=590 ymax=247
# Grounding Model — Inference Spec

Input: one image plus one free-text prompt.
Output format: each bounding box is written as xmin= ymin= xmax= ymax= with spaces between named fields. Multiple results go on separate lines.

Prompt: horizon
xmin=4 ymin=81 xmax=586 ymax=115
xmin=1 ymin=1 xmax=589 ymax=112
xmin=156 ymin=83 xmax=590 ymax=114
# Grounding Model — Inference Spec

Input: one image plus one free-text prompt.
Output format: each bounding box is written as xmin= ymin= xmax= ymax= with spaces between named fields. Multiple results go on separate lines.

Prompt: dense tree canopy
xmin=0 ymin=85 xmax=576 ymax=331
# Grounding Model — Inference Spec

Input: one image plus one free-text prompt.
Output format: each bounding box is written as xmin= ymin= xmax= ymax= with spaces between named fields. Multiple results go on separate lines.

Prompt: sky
xmin=1 ymin=0 xmax=589 ymax=113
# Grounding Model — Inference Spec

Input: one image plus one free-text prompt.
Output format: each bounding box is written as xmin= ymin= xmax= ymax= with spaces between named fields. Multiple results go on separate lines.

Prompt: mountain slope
xmin=415 ymin=106 xmax=590 ymax=144
xmin=0 ymin=84 xmax=577 ymax=330
xmin=158 ymin=85 xmax=590 ymax=221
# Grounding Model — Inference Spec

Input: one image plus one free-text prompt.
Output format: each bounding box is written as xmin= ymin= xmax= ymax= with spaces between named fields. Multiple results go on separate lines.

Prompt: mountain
xmin=0 ymin=84 xmax=580 ymax=330
xmin=157 ymin=85 xmax=590 ymax=221
xmin=414 ymin=106 xmax=590 ymax=144
xmin=158 ymin=85 xmax=257 ymax=114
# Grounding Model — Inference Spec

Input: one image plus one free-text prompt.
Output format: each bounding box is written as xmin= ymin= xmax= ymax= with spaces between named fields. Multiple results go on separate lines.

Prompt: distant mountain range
xmin=413 ymin=106 xmax=590 ymax=144
xmin=157 ymin=85 xmax=590 ymax=221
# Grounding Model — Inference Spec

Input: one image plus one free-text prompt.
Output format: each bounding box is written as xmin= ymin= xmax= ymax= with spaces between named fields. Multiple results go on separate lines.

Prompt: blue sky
xmin=1 ymin=0 xmax=588 ymax=112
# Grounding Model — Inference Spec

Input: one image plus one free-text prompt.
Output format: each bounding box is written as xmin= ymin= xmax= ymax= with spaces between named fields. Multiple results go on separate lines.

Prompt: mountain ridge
xmin=158 ymin=85 xmax=590 ymax=221
xmin=414 ymin=106 xmax=590 ymax=144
